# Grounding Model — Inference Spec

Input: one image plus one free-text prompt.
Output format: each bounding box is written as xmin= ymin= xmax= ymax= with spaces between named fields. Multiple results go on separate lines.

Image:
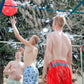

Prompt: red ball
xmin=2 ymin=0 xmax=18 ymax=16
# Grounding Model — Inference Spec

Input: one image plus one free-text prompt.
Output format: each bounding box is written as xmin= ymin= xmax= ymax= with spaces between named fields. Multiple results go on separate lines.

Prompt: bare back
xmin=48 ymin=31 xmax=71 ymax=63
xmin=24 ymin=45 xmax=38 ymax=67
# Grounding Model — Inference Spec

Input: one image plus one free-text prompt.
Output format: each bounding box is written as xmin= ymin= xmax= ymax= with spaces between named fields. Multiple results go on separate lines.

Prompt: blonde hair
xmin=32 ymin=35 xmax=40 ymax=44
xmin=53 ymin=15 xmax=66 ymax=28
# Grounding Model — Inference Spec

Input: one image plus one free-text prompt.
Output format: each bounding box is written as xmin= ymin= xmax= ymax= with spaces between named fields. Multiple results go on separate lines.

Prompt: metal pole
xmin=80 ymin=42 xmax=83 ymax=84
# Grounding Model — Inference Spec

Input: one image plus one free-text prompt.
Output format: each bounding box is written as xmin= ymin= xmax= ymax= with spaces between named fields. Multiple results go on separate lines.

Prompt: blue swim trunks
xmin=23 ymin=66 xmax=39 ymax=84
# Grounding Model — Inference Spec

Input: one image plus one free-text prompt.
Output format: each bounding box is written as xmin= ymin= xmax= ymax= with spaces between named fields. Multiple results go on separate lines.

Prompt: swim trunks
xmin=47 ymin=60 xmax=72 ymax=84
xmin=7 ymin=79 xmax=21 ymax=84
xmin=23 ymin=66 xmax=39 ymax=84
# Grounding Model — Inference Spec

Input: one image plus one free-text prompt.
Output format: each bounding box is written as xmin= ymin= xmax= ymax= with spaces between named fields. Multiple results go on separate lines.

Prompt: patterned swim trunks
xmin=23 ymin=66 xmax=39 ymax=84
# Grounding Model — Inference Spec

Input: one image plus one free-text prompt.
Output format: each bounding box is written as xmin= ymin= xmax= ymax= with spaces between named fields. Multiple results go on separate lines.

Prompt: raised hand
xmin=9 ymin=16 xmax=16 ymax=25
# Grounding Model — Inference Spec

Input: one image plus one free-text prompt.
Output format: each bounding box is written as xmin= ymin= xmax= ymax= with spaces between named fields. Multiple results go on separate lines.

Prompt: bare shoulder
xmin=8 ymin=61 xmax=14 ymax=65
xmin=25 ymin=42 xmax=34 ymax=49
xmin=47 ymin=32 xmax=53 ymax=38
xmin=63 ymin=33 xmax=71 ymax=44
xmin=25 ymin=41 xmax=32 ymax=47
xmin=5 ymin=61 xmax=14 ymax=67
xmin=34 ymin=47 xmax=38 ymax=52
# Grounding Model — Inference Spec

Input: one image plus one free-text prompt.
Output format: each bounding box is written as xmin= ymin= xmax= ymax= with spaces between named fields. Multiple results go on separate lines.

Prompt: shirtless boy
xmin=3 ymin=51 xmax=24 ymax=84
xmin=10 ymin=16 xmax=40 ymax=84
xmin=43 ymin=15 xmax=72 ymax=84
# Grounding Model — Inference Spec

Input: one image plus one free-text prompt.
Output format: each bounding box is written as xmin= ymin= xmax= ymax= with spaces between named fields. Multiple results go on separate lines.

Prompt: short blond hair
xmin=32 ymin=35 xmax=40 ymax=44
xmin=53 ymin=15 xmax=66 ymax=28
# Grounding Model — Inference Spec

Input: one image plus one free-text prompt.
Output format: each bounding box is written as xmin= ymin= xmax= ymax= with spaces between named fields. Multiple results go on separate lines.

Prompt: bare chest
xmin=11 ymin=62 xmax=23 ymax=71
xmin=25 ymin=47 xmax=33 ymax=54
